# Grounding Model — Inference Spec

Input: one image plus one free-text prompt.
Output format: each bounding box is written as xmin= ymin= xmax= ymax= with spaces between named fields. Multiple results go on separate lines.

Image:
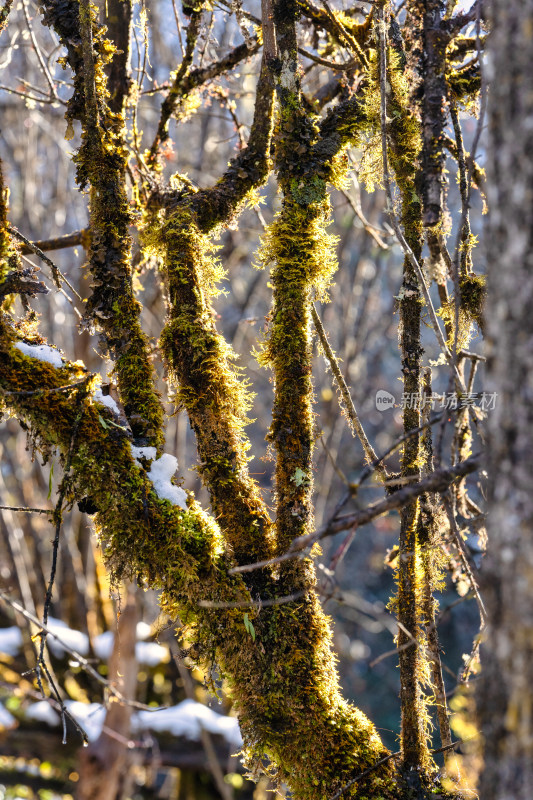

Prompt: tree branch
xmin=297 ymin=455 xmax=480 ymax=547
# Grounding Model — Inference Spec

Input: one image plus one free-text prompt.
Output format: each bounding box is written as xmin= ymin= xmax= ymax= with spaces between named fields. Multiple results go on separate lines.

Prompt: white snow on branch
xmin=135 ymin=641 xmax=168 ymax=667
xmin=64 ymin=701 xmax=107 ymax=742
xmin=92 ymin=630 xmax=114 ymax=661
xmin=21 ymin=697 xmax=241 ymax=747
xmin=136 ymin=621 xmax=152 ymax=641
xmin=0 ymin=625 xmax=23 ymax=656
xmin=0 ymin=703 xmax=17 ymax=731
xmin=130 ymin=445 xmax=187 ymax=510
xmin=133 ymin=699 xmax=242 ymax=746
xmin=46 ymin=617 xmax=89 ymax=658
xmin=15 ymin=341 xmax=64 ymax=368
xmin=25 ymin=700 xmax=61 ymax=727
xmin=92 ymin=629 xmax=168 ymax=666
xmin=131 ymin=445 xmax=157 ymax=462
xmin=92 ymin=387 xmax=121 ymax=417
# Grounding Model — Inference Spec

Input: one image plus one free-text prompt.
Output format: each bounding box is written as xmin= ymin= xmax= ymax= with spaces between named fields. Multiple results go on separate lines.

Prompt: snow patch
xmin=92 ymin=630 xmax=114 ymax=661
xmin=0 ymin=704 xmax=17 ymax=730
xmin=93 ymin=388 xmax=121 ymax=417
xmin=130 ymin=445 xmax=157 ymax=462
xmin=0 ymin=626 xmax=23 ymax=656
xmin=136 ymin=641 xmax=168 ymax=667
xmin=136 ymin=621 xmax=152 ymax=641
xmin=46 ymin=617 xmax=89 ymax=658
xmin=64 ymin=701 xmax=106 ymax=741
xmin=15 ymin=341 xmax=64 ymax=368
xmin=130 ymin=446 xmax=187 ymax=510
xmin=61 ymin=699 xmax=241 ymax=746
xmin=92 ymin=630 xmax=168 ymax=666
xmin=25 ymin=700 xmax=61 ymax=727
xmin=133 ymin=699 xmax=242 ymax=746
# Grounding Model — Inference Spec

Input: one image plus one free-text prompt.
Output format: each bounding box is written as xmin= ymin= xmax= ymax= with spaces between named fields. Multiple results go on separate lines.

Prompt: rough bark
xmin=77 ymin=590 xmax=138 ymax=800
xmin=478 ymin=0 xmax=533 ymax=797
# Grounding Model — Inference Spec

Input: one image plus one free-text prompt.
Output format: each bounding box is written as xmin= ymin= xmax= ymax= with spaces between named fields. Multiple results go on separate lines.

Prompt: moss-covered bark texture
xmin=0 ymin=333 xmax=400 ymax=799
xmin=0 ymin=0 xmax=488 ymax=797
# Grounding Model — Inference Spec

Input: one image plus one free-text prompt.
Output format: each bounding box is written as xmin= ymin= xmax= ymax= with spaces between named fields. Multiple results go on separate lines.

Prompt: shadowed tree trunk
xmin=479 ymin=0 xmax=533 ymax=796
xmin=77 ymin=589 xmax=138 ymax=800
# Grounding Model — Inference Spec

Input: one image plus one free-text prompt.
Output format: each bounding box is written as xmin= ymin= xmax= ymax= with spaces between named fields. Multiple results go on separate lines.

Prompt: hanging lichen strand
xmin=39 ymin=0 xmax=164 ymax=448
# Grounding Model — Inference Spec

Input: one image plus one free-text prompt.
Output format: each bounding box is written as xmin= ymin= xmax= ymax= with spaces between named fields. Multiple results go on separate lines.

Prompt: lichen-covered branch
xmin=181 ymin=37 xmax=262 ymax=93
xmin=377 ymin=4 xmax=429 ymax=772
xmin=441 ymin=0 xmax=485 ymax=37
xmin=0 ymin=158 xmax=25 ymax=298
xmin=420 ymin=0 xmax=448 ymax=226
xmin=157 ymin=51 xmax=275 ymax=231
xmin=0 ymin=0 xmax=12 ymax=37
xmin=39 ymin=0 xmax=164 ymax=448
xmin=261 ymin=0 xmax=370 ymax=573
xmin=148 ymin=6 xmax=204 ymax=161
xmin=143 ymin=29 xmax=277 ymax=573
xmin=0 ymin=337 xmax=242 ymax=615
xmin=446 ymin=62 xmax=481 ymax=101
xmin=155 ymin=212 xmax=275 ymax=572
xmin=298 ymin=0 xmax=373 ymax=63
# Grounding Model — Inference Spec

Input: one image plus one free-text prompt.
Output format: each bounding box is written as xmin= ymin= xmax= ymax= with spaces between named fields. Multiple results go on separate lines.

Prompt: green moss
xmin=446 ymin=63 xmax=481 ymax=106
xmin=143 ymin=206 xmax=275 ymax=571
xmin=0 ymin=338 xmax=401 ymax=798
xmin=38 ymin=0 xmax=164 ymax=449
xmin=459 ymin=273 xmax=486 ymax=332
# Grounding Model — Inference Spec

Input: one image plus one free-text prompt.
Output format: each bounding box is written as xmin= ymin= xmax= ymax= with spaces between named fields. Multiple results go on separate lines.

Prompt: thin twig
xmin=0 ymin=505 xmax=52 ymax=514
xmin=443 ymin=496 xmax=486 ymax=625
xmin=21 ymin=0 xmax=57 ymax=100
xmin=0 ymin=592 xmax=167 ymax=712
xmin=18 ymin=229 xmax=87 ymax=255
xmin=311 ymin=304 xmax=387 ymax=482
xmin=229 ymin=456 xmax=480 ymax=574
xmin=298 ymin=46 xmax=355 ymax=71
xmin=8 ymin=225 xmax=82 ymax=299
xmin=340 ymin=187 xmax=391 ymax=249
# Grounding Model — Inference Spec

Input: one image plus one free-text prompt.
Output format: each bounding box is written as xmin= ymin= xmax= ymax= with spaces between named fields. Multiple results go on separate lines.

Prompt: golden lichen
xmin=143 ymin=204 xmax=275 ymax=569
xmin=0 ymin=336 xmax=400 ymax=799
